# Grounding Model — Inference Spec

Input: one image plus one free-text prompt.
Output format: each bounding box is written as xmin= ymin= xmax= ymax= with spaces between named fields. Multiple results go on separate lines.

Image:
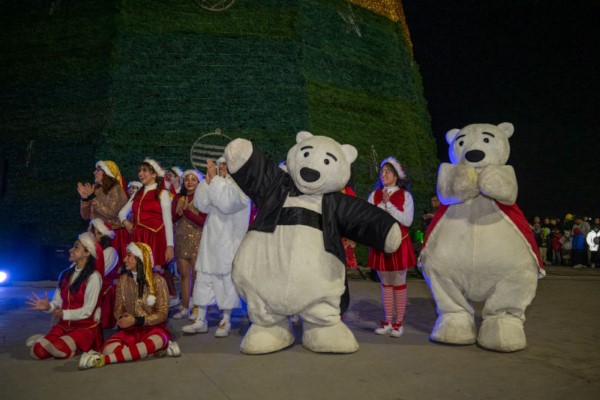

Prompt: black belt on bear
xmin=277 ymin=207 xmax=323 ymax=231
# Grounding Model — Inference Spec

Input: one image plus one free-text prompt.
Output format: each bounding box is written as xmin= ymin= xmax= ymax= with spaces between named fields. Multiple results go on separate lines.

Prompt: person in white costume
xmin=182 ymin=158 xmax=250 ymax=337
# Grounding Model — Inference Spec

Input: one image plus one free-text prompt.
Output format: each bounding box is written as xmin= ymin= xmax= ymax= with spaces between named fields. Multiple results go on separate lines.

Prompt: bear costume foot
xmin=240 ymin=319 xmax=295 ymax=355
xmin=430 ymin=312 xmax=476 ymax=345
xmin=302 ymin=320 xmax=359 ymax=353
xmin=477 ymin=315 xmax=526 ymax=352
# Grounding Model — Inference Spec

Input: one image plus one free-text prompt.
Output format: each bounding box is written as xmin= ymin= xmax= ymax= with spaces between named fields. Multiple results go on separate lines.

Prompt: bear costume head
xmin=285 ymin=131 xmax=358 ymax=195
xmin=445 ymin=122 xmax=514 ymax=170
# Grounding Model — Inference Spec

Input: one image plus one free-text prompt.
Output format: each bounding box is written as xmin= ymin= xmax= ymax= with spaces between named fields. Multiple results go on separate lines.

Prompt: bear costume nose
xmin=300 ymin=167 xmax=320 ymax=182
xmin=465 ymin=150 xmax=485 ymax=162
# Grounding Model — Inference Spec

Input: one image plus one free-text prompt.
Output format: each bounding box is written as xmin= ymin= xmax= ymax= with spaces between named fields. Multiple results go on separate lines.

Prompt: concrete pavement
xmin=1 ymin=266 xmax=599 ymax=400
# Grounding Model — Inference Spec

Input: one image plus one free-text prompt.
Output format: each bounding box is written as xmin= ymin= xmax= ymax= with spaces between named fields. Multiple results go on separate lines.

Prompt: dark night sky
xmin=402 ymin=0 xmax=598 ymax=220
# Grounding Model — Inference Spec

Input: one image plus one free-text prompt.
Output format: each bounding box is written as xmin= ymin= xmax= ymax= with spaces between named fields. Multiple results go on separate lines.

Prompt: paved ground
xmin=1 ymin=266 xmax=599 ymax=400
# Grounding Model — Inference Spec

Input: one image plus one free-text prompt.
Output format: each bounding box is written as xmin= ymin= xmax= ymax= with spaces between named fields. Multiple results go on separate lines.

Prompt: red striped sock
xmin=393 ymin=284 xmax=407 ymax=323
xmin=382 ymin=284 xmax=394 ymax=322
xmin=105 ymin=335 xmax=164 ymax=364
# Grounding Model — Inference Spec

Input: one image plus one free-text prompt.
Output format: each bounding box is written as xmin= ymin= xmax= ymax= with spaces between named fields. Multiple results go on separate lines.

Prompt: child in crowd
xmin=550 ymin=227 xmax=564 ymax=266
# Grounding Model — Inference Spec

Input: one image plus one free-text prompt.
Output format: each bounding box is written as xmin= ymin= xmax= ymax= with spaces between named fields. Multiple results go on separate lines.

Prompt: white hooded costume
xmin=191 ymin=173 xmax=250 ymax=310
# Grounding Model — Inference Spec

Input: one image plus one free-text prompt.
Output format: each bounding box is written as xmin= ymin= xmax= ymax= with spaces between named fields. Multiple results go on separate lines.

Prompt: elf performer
xmin=368 ymin=157 xmax=416 ymax=338
xmin=26 ymin=232 xmax=104 ymax=359
xmin=79 ymin=242 xmax=180 ymax=369
xmin=89 ymin=218 xmax=120 ymax=329
xmin=119 ymin=158 xmax=178 ymax=302
xmin=78 ymin=160 xmax=130 ymax=263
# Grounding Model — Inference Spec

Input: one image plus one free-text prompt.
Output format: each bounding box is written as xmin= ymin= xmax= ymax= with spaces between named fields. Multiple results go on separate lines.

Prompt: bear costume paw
xmin=240 ymin=319 xmax=295 ymax=355
xmin=302 ymin=320 xmax=359 ymax=353
xmin=430 ymin=312 xmax=477 ymax=345
xmin=477 ymin=315 xmax=526 ymax=352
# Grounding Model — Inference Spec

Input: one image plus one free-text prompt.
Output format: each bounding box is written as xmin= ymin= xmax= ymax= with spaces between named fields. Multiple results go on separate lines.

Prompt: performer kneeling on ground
xmin=79 ymin=242 xmax=180 ymax=369
xmin=26 ymin=232 xmax=104 ymax=359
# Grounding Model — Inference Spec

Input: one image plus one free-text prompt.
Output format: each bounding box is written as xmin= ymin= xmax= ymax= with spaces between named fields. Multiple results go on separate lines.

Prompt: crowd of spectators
xmin=531 ymin=214 xmax=600 ymax=269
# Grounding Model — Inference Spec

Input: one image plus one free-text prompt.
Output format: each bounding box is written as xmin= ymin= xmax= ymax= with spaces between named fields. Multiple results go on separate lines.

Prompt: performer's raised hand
xmin=26 ymin=292 xmax=50 ymax=311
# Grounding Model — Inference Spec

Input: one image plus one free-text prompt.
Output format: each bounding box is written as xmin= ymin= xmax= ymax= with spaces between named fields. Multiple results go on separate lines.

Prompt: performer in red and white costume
xmin=79 ymin=242 xmax=180 ymax=369
xmin=368 ymin=157 xmax=416 ymax=338
xmin=78 ymin=160 xmax=130 ymax=263
xmin=118 ymin=158 xmax=177 ymax=300
xmin=26 ymin=232 xmax=104 ymax=359
xmin=89 ymin=218 xmax=120 ymax=329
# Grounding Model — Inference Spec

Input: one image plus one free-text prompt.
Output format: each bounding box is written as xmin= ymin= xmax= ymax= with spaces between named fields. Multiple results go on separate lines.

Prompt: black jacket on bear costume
xmin=230 ymin=147 xmax=398 ymax=265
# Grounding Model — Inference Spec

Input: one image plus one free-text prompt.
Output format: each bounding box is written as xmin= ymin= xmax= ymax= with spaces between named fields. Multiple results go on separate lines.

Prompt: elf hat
xmin=78 ymin=232 xmax=105 ymax=275
xmin=96 ymin=160 xmax=127 ymax=193
xmin=126 ymin=242 xmax=156 ymax=305
xmin=380 ymin=156 xmax=406 ymax=179
xmin=182 ymin=169 xmax=204 ymax=182
xmin=170 ymin=166 xmax=184 ymax=177
xmin=128 ymin=181 xmax=142 ymax=190
xmin=90 ymin=218 xmax=115 ymax=239
xmin=143 ymin=158 xmax=165 ymax=177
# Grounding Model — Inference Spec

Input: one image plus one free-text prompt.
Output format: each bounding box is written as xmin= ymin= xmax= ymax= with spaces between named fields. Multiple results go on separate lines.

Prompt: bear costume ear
xmin=296 ymin=131 xmax=313 ymax=143
xmin=498 ymin=122 xmax=514 ymax=138
xmin=342 ymin=144 xmax=358 ymax=164
xmin=445 ymin=128 xmax=461 ymax=144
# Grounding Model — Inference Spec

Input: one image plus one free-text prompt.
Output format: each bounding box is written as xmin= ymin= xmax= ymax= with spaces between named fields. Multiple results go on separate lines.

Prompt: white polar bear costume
xmin=420 ymin=122 xmax=544 ymax=352
xmin=225 ymin=131 xmax=401 ymax=354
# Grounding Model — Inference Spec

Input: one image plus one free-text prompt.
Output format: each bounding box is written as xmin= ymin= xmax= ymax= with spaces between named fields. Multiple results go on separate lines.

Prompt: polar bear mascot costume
xmin=420 ymin=122 xmax=544 ymax=352
xmin=224 ymin=131 xmax=401 ymax=354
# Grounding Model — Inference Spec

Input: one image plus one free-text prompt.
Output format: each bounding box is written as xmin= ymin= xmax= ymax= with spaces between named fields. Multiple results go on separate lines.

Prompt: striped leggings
xmin=101 ymin=332 xmax=168 ymax=364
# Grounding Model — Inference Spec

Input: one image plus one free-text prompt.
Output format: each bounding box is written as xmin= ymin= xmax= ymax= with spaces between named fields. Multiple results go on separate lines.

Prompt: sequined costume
xmin=106 ymin=272 xmax=171 ymax=349
xmin=172 ymin=193 xmax=206 ymax=261
xmin=81 ymin=184 xmax=129 ymax=262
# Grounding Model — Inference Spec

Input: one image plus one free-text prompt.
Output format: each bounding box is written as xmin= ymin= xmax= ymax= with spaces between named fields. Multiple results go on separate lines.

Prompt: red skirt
xmin=368 ymin=238 xmax=416 ymax=271
xmin=103 ymin=324 xmax=171 ymax=350
xmin=111 ymin=227 xmax=130 ymax=264
xmin=132 ymin=225 xmax=167 ymax=266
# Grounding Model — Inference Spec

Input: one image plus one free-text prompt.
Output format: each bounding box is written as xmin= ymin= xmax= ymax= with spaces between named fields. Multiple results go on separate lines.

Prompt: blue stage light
xmin=0 ymin=271 xmax=8 ymax=284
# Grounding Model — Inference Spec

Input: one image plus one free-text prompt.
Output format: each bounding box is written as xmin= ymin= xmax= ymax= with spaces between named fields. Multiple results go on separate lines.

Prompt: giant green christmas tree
xmin=1 ymin=0 xmax=437 ymax=254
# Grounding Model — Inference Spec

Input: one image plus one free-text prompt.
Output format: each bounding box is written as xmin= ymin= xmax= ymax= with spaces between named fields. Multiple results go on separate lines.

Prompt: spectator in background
xmin=540 ymin=218 xmax=551 ymax=265
xmin=421 ymin=193 xmax=440 ymax=233
xmin=572 ymin=216 xmax=587 ymax=268
xmin=564 ymin=213 xmax=575 ymax=232
xmin=586 ymin=221 xmax=600 ymax=268
xmin=550 ymin=227 xmax=564 ymax=266
xmin=531 ymin=216 xmax=544 ymax=262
